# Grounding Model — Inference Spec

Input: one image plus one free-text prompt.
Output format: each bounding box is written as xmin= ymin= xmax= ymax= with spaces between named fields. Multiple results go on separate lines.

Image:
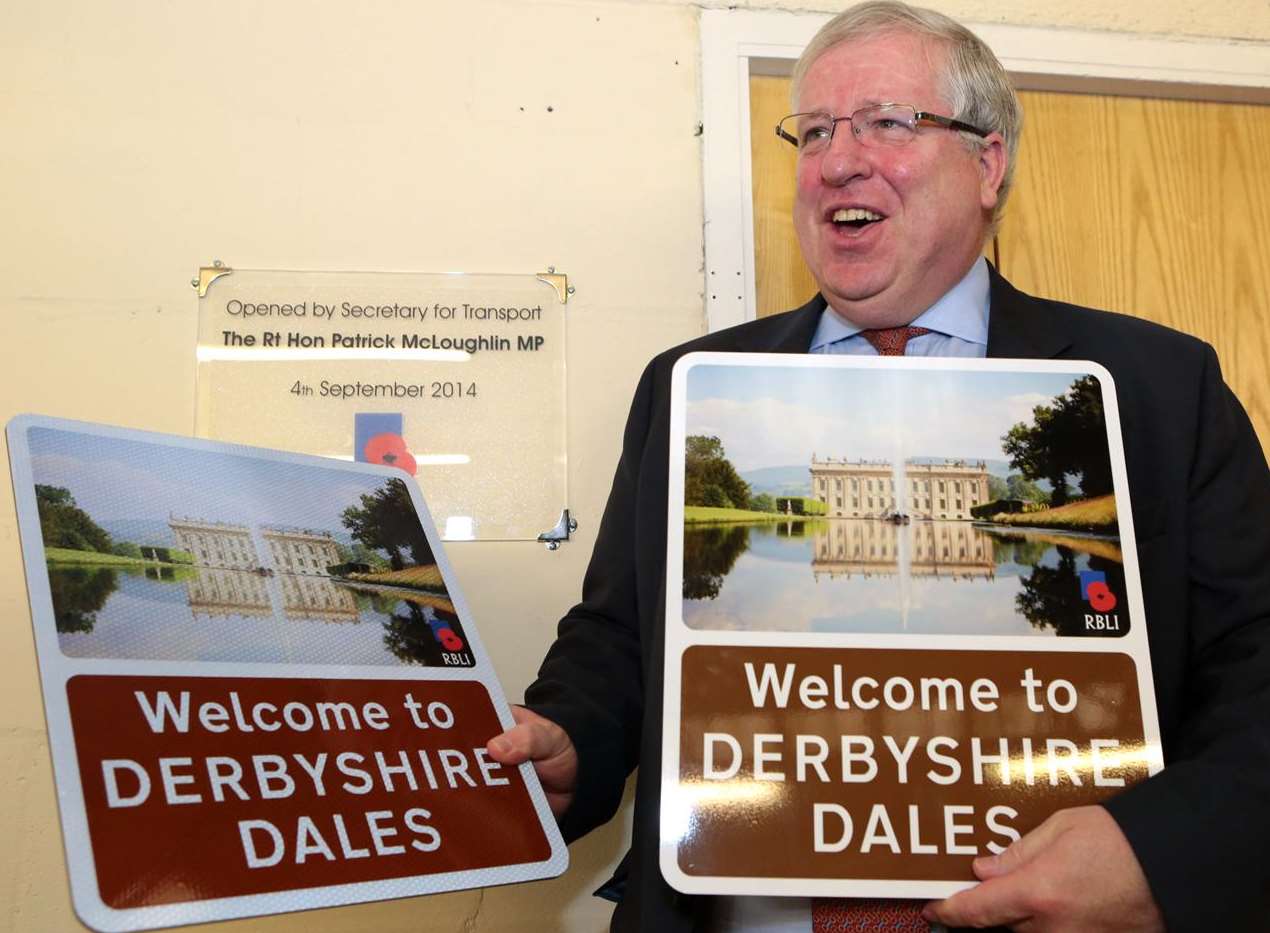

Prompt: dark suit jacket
xmin=525 ymin=269 xmax=1270 ymax=933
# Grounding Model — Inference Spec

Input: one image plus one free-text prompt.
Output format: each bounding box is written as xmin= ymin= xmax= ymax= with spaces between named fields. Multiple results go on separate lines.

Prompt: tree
xmin=1006 ymin=473 xmax=1046 ymax=503
xmin=35 ymin=485 xmax=112 ymax=553
xmin=684 ymin=435 xmax=751 ymax=510
xmin=1001 ymin=376 xmax=1113 ymax=507
xmin=750 ymin=492 xmax=777 ymax=513
xmin=341 ymin=479 xmax=434 ymax=570
xmin=988 ymin=475 xmax=1010 ymax=501
xmin=337 ymin=540 xmax=389 ymax=570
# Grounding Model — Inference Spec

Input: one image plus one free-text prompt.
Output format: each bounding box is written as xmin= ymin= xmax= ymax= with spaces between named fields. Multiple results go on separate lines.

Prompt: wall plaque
xmin=194 ymin=264 xmax=571 ymax=543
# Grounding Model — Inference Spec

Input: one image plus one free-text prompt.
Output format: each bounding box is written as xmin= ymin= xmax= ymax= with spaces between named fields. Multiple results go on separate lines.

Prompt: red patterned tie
xmin=860 ymin=326 xmax=931 ymax=356
xmin=811 ymin=896 xmax=930 ymax=931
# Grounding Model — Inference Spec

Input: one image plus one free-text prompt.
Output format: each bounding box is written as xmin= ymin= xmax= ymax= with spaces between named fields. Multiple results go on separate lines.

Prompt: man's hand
xmin=921 ymin=806 xmax=1164 ymax=932
xmin=486 ymin=706 xmax=578 ymax=817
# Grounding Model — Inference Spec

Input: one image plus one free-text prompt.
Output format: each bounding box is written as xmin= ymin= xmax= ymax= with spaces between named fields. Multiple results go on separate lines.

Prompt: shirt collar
xmin=808 ymin=256 xmax=991 ymax=351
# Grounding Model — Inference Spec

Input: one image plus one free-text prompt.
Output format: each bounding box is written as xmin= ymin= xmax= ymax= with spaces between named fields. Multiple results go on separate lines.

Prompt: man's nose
xmin=819 ymin=125 xmax=870 ymax=186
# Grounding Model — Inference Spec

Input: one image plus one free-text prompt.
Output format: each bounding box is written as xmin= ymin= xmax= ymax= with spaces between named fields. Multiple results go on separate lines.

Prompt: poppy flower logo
xmin=363 ymin=432 xmax=417 ymax=476
xmin=1078 ymin=569 xmax=1117 ymax=613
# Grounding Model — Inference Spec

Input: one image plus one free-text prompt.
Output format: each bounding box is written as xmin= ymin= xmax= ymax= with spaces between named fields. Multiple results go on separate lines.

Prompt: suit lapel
xmin=986 ymin=266 xmax=1074 ymax=360
xmin=744 ymin=293 xmax=827 ymax=354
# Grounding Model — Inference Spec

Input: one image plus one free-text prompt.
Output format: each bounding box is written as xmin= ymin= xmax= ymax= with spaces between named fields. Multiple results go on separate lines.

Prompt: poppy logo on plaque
xmin=354 ymin=412 xmax=417 ymax=475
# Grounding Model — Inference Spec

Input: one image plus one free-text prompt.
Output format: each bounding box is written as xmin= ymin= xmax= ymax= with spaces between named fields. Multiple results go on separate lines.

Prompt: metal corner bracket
xmin=191 ymin=260 xmax=233 ymax=297
xmin=536 ymin=266 xmax=573 ymax=304
xmin=537 ymin=509 xmax=578 ymax=550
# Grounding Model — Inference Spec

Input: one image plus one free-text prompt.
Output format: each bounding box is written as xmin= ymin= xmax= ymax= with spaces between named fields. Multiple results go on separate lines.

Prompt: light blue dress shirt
xmin=808 ymin=256 xmax=990 ymax=359
xmin=715 ymin=258 xmax=990 ymax=933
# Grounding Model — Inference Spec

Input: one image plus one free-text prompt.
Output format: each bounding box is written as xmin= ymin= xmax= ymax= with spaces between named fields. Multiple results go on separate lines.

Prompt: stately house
xmin=261 ymin=525 xmax=342 ymax=576
xmin=809 ymin=457 xmax=990 ymax=521
xmin=169 ymin=517 xmax=259 ymax=571
xmin=169 ymin=517 xmax=342 ymax=576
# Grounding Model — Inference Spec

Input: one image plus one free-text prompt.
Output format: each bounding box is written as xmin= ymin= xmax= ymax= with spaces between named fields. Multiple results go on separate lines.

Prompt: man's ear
xmin=977 ymin=133 xmax=1008 ymax=211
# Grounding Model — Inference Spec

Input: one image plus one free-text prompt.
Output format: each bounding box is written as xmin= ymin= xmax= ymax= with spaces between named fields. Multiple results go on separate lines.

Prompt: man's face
xmin=792 ymin=32 xmax=1006 ymax=327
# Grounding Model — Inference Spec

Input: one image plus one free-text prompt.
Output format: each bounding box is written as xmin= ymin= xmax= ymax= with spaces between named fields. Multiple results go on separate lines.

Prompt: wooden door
xmin=748 ymin=77 xmax=1270 ymax=450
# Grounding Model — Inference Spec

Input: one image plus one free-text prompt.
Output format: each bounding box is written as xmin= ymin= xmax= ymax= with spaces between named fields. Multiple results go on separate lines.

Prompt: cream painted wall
xmin=2 ymin=1 xmax=1265 ymax=932
xmin=694 ymin=0 xmax=1270 ymax=41
xmin=0 ymin=2 xmax=700 ymax=931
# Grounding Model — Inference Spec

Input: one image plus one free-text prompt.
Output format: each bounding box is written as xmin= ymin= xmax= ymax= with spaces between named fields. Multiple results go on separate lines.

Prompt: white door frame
xmin=701 ymin=9 xmax=1270 ymax=332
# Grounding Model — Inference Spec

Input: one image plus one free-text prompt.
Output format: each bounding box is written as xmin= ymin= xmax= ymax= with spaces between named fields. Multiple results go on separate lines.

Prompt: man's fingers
xmin=972 ymin=812 xmax=1067 ymax=881
xmin=486 ymin=722 xmax=538 ymax=765
xmin=973 ymin=840 xmax=1031 ymax=881
xmin=486 ymin=707 xmax=579 ymax=816
xmin=923 ymin=870 xmax=1040 ymax=930
xmin=487 ymin=708 xmax=570 ymax=765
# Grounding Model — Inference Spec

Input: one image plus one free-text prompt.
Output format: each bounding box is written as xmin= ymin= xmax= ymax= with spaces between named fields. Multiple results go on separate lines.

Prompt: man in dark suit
xmin=488 ymin=3 xmax=1270 ymax=931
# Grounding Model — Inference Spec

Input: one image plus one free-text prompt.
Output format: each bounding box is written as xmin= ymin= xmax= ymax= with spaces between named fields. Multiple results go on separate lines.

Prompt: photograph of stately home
xmin=809 ymin=457 xmax=990 ymax=520
xmin=168 ymin=517 xmax=341 ymax=575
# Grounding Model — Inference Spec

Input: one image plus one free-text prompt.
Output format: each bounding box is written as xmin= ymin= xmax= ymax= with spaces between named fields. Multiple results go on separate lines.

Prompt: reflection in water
xmin=277 ymin=573 xmax=360 ymax=622
xmin=186 ymin=567 xmax=272 ymax=618
xmin=184 ymin=568 xmax=362 ymax=622
xmin=683 ymin=518 xmax=1127 ymax=637
xmin=1015 ymin=546 xmax=1123 ymax=637
xmin=775 ymin=520 xmax=810 ymax=538
xmin=992 ymin=534 xmax=1050 ymax=568
xmin=812 ymin=520 xmax=995 ymax=581
xmin=143 ymin=565 xmax=183 ymax=582
xmin=46 ymin=562 xmax=465 ymax=665
xmin=48 ymin=565 xmax=120 ymax=633
xmin=682 ymin=524 xmax=751 ymax=600
xmin=382 ymin=601 xmax=467 ymax=666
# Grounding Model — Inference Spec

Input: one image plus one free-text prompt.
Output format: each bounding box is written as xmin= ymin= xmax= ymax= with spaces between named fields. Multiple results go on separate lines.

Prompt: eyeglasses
xmin=776 ymin=104 xmax=988 ymax=152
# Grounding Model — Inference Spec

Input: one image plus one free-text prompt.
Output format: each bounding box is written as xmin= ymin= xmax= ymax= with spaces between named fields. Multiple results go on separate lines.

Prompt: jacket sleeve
xmin=523 ymin=359 xmax=659 ymax=842
xmin=1103 ymin=344 xmax=1270 ymax=932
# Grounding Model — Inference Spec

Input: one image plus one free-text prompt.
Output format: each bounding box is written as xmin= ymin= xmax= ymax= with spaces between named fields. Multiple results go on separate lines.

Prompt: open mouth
xmin=831 ymin=207 xmax=885 ymax=230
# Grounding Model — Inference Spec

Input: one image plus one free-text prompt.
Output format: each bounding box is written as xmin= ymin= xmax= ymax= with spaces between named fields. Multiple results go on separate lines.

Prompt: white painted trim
xmin=701 ymin=8 xmax=1270 ymax=332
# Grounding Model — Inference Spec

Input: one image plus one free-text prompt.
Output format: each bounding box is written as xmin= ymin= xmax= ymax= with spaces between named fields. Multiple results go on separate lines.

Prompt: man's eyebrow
xmin=801 ymin=98 xmax=893 ymax=113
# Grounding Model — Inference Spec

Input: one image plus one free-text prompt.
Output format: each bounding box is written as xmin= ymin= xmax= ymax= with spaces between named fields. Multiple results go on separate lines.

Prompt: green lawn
xmin=347 ymin=564 xmax=447 ymax=592
xmin=684 ymin=506 xmax=791 ymax=524
xmin=45 ymin=547 xmax=157 ymax=566
xmin=988 ymin=494 xmax=1117 ymax=533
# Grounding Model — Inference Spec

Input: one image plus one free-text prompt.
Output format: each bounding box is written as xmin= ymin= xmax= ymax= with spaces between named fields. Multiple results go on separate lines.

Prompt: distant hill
xmin=98 ymin=518 xmax=176 ymax=548
xmin=741 ymin=465 xmax=811 ymax=497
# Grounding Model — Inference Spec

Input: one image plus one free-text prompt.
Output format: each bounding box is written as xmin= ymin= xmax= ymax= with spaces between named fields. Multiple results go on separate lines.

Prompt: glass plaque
xmin=195 ymin=267 xmax=568 ymax=541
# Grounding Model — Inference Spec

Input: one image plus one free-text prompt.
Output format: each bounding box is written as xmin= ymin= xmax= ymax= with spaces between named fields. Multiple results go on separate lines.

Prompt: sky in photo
xmin=27 ymin=426 xmax=402 ymax=534
xmin=686 ymin=364 xmax=1089 ymax=471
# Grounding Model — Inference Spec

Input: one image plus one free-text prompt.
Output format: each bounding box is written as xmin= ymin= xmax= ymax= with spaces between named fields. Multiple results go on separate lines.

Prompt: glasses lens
xmin=855 ymin=105 xmax=917 ymax=146
xmin=789 ymin=112 xmax=834 ymax=151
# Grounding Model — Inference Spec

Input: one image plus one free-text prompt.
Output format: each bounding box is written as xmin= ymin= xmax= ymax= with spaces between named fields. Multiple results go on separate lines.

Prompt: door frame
xmin=701 ymin=9 xmax=1270 ymax=331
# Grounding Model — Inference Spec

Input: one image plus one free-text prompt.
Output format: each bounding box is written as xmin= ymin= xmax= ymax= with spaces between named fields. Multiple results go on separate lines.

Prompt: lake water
xmin=682 ymin=518 xmax=1127 ymax=637
xmin=46 ymin=564 xmax=471 ymax=666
